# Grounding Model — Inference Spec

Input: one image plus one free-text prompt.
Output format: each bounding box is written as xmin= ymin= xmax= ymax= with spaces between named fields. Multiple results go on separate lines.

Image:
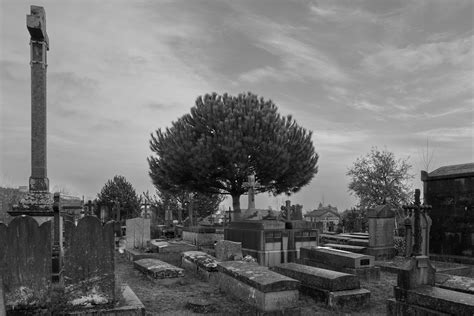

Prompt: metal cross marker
xmin=242 ymin=173 xmax=262 ymax=209
xmin=402 ymin=189 xmax=432 ymax=256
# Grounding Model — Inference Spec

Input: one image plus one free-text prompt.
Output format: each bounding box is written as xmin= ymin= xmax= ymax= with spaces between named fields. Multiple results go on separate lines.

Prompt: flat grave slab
xmin=133 ymin=258 xmax=184 ymax=279
xmin=328 ymin=288 xmax=371 ymax=309
xmin=348 ymin=239 xmax=369 ymax=247
xmin=270 ymin=263 xmax=370 ymax=309
xmin=270 ymin=263 xmax=359 ymax=292
xmin=339 ymin=233 xmax=369 ymax=240
xmin=377 ymin=257 xmax=471 ymax=276
xmin=323 ymin=243 xmax=366 ymax=254
xmin=394 ymin=285 xmax=474 ymax=316
xmin=216 ymin=261 xmax=300 ymax=312
xmin=182 ymin=251 xmax=219 ymax=281
xmin=300 ymin=247 xmax=374 ymax=269
xmin=435 ymin=273 xmax=474 ymax=295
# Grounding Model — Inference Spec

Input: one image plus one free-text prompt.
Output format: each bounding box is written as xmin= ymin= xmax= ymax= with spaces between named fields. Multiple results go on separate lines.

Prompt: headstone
xmin=0 ymin=216 xmax=52 ymax=310
xmin=63 ymin=217 xmax=115 ymax=305
xmin=126 ymin=217 xmax=151 ymax=249
xmin=367 ymin=204 xmax=396 ymax=260
xmin=215 ymin=240 xmax=243 ymax=261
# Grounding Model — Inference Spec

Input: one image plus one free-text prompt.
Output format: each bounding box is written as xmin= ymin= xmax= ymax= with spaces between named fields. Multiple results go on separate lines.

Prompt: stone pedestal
xmin=367 ymin=205 xmax=396 ymax=260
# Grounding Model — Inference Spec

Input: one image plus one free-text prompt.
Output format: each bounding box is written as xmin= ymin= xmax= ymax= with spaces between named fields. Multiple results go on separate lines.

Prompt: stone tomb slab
xmin=133 ymin=258 xmax=184 ymax=279
xmin=393 ymin=285 xmax=474 ymax=316
xmin=270 ymin=263 xmax=359 ymax=292
xmin=300 ymin=247 xmax=374 ymax=269
xmin=323 ymin=243 xmax=366 ymax=254
xmin=435 ymin=273 xmax=474 ymax=295
xmin=182 ymin=251 xmax=219 ymax=282
xmin=270 ymin=263 xmax=370 ymax=310
xmin=216 ymin=261 xmax=300 ymax=312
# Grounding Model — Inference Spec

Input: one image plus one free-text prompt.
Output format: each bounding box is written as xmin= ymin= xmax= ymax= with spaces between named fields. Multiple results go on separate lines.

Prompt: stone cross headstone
xmin=402 ymin=189 xmax=432 ymax=257
xmin=27 ymin=6 xmax=50 ymax=192
xmin=281 ymin=200 xmax=292 ymax=220
xmin=165 ymin=205 xmax=173 ymax=226
xmin=242 ymin=173 xmax=261 ymax=210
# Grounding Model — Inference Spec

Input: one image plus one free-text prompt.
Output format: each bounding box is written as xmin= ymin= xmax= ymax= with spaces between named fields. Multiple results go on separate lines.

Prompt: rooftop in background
xmin=424 ymin=163 xmax=474 ymax=180
xmin=304 ymin=203 xmax=340 ymax=219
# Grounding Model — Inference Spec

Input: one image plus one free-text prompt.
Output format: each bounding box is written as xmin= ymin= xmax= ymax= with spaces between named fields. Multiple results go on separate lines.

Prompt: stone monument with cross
xmin=280 ymin=200 xmax=303 ymax=221
xmin=9 ymin=6 xmax=84 ymax=223
xmin=243 ymin=173 xmax=261 ymax=210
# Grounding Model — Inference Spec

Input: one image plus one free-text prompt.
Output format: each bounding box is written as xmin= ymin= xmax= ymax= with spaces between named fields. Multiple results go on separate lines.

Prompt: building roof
xmin=304 ymin=208 xmax=340 ymax=219
xmin=427 ymin=163 xmax=474 ymax=179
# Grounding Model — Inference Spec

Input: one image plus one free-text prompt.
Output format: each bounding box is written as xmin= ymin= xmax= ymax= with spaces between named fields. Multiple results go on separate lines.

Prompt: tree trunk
xmin=231 ymin=193 xmax=241 ymax=222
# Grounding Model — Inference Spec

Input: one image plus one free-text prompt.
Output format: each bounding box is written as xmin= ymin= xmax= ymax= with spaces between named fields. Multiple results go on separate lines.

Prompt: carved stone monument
xmin=9 ymin=6 xmax=55 ymax=222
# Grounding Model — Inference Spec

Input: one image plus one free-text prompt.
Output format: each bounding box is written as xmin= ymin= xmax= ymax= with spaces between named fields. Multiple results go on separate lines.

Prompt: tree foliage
xmin=341 ymin=208 xmax=367 ymax=233
xmin=97 ymin=175 xmax=140 ymax=221
xmin=347 ymin=148 xmax=413 ymax=210
xmin=146 ymin=189 xmax=224 ymax=224
xmin=148 ymin=92 xmax=318 ymax=211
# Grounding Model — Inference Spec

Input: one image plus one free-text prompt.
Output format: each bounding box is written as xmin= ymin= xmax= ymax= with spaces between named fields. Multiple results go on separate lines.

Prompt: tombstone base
xmin=29 ymin=176 xmax=49 ymax=192
xmin=8 ymin=191 xmax=54 ymax=216
xmin=366 ymin=247 xmax=396 ymax=260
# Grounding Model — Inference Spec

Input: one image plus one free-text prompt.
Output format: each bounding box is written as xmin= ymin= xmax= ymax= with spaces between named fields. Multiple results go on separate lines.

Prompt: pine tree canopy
xmin=97 ymin=175 xmax=140 ymax=220
xmin=148 ymin=92 xmax=319 ymax=212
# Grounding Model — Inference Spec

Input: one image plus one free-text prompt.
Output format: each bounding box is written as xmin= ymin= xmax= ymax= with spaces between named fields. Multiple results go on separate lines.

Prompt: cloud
xmin=361 ymin=36 xmax=473 ymax=74
xmin=416 ymin=126 xmax=473 ymax=142
xmin=232 ymin=13 xmax=349 ymax=84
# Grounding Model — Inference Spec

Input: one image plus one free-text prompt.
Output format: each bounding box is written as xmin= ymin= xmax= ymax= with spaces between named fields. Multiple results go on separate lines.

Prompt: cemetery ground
xmin=115 ymin=244 xmax=398 ymax=315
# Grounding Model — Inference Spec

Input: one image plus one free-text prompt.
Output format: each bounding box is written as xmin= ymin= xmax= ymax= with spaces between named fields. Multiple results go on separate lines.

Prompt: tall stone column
xmin=27 ymin=5 xmax=49 ymax=192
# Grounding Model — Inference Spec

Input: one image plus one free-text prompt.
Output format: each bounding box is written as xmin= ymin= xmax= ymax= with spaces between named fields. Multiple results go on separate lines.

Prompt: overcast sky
xmin=1 ymin=0 xmax=472 ymax=212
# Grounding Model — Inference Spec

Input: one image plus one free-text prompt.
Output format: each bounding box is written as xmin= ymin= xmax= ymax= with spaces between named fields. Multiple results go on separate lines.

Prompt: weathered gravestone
xmin=0 ymin=216 xmax=52 ymax=310
xmin=126 ymin=217 xmax=151 ymax=249
xmin=63 ymin=216 xmax=115 ymax=305
xmin=367 ymin=204 xmax=396 ymax=260
xmin=215 ymin=240 xmax=243 ymax=261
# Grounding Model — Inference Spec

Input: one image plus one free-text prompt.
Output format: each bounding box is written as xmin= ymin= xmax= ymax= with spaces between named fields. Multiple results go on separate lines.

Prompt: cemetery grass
xmin=115 ymin=251 xmax=397 ymax=315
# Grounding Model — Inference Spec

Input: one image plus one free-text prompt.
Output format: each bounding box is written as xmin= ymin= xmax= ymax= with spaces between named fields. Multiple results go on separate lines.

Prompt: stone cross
xmin=281 ymin=200 xmax=292 ymax=220
xmin=402 ymin=189 xmax=432 ymax=257
xmin=243 ymin=173 xmax=262 ymax=209
xmin=27 ymin=6 xmax=50 ymax=192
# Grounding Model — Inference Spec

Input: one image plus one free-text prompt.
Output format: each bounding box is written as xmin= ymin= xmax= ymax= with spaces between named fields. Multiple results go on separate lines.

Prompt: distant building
xmin=421 ymin=163 xmax=474 ymax=256
xmin=304 ymin=203 xmax=340 ymax=232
